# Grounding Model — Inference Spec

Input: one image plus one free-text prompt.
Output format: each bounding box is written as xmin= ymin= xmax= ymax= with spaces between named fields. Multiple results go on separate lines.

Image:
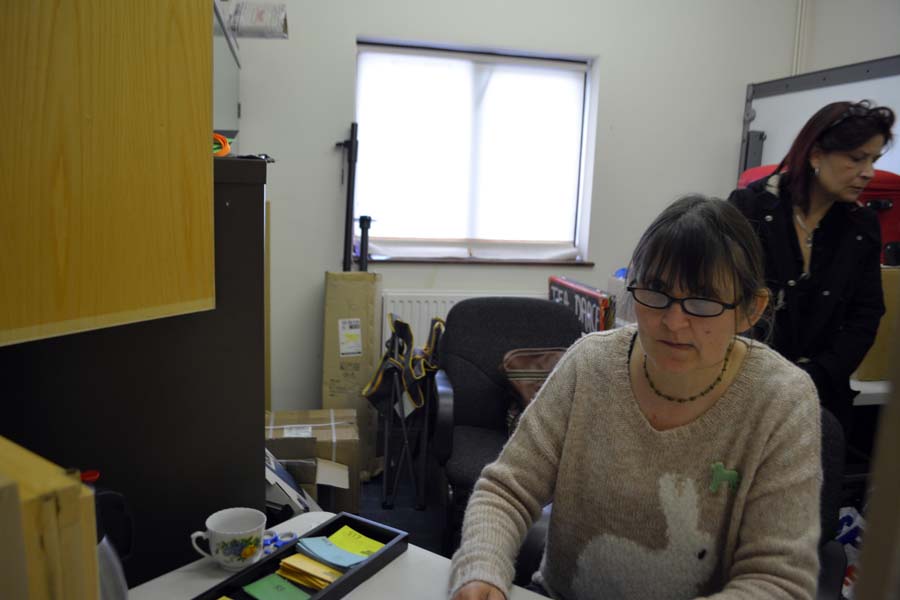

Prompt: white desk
xmin=851 ymin=379 xmax=892 ymax=406
xmin=130 ymin=512 xmax=544 ymax=600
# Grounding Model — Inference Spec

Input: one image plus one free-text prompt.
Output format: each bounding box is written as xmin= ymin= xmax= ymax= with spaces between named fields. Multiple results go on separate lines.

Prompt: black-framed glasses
xmin=626 ymin=286 xmax=737 ymax=318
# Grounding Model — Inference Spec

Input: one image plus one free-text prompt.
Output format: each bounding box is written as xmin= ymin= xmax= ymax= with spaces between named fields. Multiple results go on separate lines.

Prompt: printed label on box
xmin=283 ymin=426 xmax=313 ymax=438
xmin=338 ymin=318 xmax=363 ymax=357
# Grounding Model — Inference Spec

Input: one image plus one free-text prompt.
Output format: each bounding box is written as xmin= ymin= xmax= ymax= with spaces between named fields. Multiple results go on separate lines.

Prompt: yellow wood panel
xmin=1 ymin=437 xmax=99 ymax=600
xmin=79 ymin=485 xmax=100 ymax=600
xmin=0 ymin=476 xmax=30 ymax=600
xmin=855 ymin=267 xmax=899 ymax=381
xmin=0 ymin=0 xmax=214 ymax=347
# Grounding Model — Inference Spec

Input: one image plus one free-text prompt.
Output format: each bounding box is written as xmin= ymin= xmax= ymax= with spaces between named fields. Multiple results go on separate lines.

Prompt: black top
xmin=773 ymin=193 xmax=843 ymax=358
xmin=728 ymin=175 xmax=885 ymax=421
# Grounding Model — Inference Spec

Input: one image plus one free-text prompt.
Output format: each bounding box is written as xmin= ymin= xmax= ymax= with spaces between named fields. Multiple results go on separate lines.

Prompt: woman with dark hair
xmin=728 ymin=100 xmax=894 ymax=426
xmin=449 ymin=196 xmax=821 ymax=600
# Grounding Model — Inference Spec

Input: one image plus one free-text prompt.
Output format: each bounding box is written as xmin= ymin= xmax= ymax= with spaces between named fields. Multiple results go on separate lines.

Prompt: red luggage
xmin=859 ymin=170 xmax=900 ymax=264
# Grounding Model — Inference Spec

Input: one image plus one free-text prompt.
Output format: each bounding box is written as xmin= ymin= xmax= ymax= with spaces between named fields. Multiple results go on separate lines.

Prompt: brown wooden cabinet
xmin=0 ymin=0 xmax=214 ymax=346
xmin=0 ymin=158 xmax=268 ymax=586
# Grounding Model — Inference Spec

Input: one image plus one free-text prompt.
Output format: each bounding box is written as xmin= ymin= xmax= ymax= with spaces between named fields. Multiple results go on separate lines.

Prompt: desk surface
xmin=851 ymin=379 xmax=892 ymax=406
xmin=129 ymin=512 xmax=544 ymax=600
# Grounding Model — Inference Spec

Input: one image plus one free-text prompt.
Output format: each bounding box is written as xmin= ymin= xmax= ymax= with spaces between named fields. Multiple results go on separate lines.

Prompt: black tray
xmin=192 ymin=512 xmax=408 ymax=600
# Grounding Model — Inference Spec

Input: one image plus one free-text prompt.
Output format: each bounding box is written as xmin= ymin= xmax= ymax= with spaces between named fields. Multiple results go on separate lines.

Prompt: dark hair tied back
xmin=776 ymin=100 xmax=895 ymax=212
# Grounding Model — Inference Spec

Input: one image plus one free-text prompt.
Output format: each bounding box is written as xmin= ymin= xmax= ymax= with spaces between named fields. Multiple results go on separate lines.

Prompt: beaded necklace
xmin=642 ymin=339 xmax=735 ymax=404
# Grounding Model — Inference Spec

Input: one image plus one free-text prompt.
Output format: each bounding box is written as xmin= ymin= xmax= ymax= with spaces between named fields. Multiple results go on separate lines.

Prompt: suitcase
xmin=859 ymin=170 xmax=900 ymax=264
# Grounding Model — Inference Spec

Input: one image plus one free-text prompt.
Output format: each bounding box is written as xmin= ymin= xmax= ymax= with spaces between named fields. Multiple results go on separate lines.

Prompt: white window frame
xmin=354 ymin=41 xmax=597 ymax=263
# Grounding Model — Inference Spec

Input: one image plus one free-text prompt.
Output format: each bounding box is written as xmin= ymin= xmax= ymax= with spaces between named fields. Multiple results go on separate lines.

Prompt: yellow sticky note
xmin=275 ymin=568 xmax=329 ymax=591
xmin=327 ymin=526 xmax=384 ymax=557
xmin=280 ymin=553 xmax=342 ymax=584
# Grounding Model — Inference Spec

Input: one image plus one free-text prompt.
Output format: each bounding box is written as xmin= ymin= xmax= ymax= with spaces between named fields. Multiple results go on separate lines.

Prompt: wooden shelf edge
xmin=0 ymin=297 xmax=216 ymax=348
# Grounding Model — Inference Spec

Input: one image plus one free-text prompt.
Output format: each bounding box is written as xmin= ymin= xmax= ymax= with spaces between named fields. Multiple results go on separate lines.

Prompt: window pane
xmin=355 ymin=52 xmax=472 ymax=239
xmin=355 ymin=48 xmax=586 ymax=247
xmin=474 ymin=65 xmax=584 ymax=242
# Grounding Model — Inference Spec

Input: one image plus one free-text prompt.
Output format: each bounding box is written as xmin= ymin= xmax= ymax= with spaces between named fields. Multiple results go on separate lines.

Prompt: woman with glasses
xmin=450 ymin=196 xmax=821 ymax=600
xmin=728 ymin=100 xmax=894 ymax=427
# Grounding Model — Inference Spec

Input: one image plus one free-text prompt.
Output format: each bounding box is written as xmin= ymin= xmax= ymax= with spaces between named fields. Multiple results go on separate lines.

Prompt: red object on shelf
xmin=80 ymin=469 xmax=100 ymax=484
xmin=737 ymin=166 xmax=900 ymax=263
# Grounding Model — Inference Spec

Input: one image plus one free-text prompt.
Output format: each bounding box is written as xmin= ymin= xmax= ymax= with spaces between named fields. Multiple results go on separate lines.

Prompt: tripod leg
xmin=395 ymin=385 xmax=419 ymax=502
xmin=381 ymin=390 xmax=393 ymax=509
xmin=385 ymin=370 xmax=408 ymax=508
xmin=416 ymin=380 xmax=431 ymax=510
xmin=388 ymin=437 xmax=407 ymax=507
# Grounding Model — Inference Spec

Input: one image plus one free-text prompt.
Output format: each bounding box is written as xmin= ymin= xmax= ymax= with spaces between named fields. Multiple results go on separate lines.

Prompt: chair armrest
xmin=816 ymin=539 xmax=847 ymax=600
xmin=432 ymin=370 xmax=454 ymax=464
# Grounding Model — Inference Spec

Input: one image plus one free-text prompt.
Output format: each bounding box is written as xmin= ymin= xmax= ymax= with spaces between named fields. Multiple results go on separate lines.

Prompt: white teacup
xmin=190 ymin=507 xmax=267 ymax=570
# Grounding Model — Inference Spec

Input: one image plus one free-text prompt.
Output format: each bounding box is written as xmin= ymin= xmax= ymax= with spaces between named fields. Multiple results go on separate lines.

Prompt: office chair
xmin=431 ymin=297 xmax=583 ymax=555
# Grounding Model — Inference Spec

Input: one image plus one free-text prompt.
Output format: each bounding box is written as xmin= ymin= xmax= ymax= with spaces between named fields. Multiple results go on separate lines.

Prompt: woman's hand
xmin=452 ymin=581 xmax=506 ymax=600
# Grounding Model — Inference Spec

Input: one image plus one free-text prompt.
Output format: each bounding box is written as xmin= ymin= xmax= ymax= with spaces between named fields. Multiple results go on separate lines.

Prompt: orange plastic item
xmin=213 ymin=133 xmax=231 ymax=157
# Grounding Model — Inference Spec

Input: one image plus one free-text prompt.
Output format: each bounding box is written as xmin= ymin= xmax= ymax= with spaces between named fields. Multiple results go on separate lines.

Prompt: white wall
xmin=803 ymin=0 xmax=900 ymax=73
xmin=238 ymin=0 xmax=799 ymax=410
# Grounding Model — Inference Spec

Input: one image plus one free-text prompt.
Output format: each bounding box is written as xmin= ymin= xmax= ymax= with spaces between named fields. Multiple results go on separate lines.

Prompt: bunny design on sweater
xmin=572 ymin=473 xmax=716 ymax=599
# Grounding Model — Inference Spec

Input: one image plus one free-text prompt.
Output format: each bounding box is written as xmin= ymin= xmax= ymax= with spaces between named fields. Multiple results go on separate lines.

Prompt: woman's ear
xmin=737 ymin=289 xmax=769 ymax=332
xmin=809 ymin=146 xmax=824 ymax=172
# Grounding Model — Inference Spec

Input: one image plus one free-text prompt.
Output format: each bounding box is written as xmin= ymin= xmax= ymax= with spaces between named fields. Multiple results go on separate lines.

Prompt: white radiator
xmin=380 ymin=290 xmax=545 ymax=348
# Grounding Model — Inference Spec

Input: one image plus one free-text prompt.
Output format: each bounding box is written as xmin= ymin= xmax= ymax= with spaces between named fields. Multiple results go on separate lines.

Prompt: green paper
xmin=242 ymin=573 xmax=311 ymax=600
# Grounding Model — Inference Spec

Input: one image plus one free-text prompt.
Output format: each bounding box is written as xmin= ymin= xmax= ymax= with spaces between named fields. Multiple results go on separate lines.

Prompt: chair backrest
xmin=819 ymin=407 xmax=846 ymax=543
xmin=439 ymin=297 xmax=584 ymax=431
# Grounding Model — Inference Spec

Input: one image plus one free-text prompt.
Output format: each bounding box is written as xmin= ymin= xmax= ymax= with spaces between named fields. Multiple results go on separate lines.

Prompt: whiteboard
xmin=749 ymin=71 xmax=900 ymax=175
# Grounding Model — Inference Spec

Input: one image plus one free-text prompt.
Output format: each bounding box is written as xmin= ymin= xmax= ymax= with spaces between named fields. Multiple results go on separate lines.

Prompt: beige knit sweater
xmin=448 ymin=327 xmax=822 ymax=600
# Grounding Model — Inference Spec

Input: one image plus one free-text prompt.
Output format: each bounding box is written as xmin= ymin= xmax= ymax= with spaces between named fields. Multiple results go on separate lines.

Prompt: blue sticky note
xmin=298 ymin=537 xmax=367 ymax=568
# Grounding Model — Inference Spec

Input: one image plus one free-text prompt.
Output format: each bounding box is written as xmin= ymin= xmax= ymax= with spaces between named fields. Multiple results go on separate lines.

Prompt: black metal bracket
xmin=335 ymin=123 xmax=359 ymax=272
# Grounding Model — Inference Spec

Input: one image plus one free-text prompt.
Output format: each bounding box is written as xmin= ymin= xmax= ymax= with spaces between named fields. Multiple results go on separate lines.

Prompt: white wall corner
xmin=792 ymin=0 xmax=816 ymax=75
xmin=576 ymin=58 xmax=602 ymax=261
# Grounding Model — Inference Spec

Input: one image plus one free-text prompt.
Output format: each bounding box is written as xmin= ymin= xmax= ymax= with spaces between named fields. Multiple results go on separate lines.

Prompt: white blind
xmin=355 ymin=45 xmax=587 ymax=248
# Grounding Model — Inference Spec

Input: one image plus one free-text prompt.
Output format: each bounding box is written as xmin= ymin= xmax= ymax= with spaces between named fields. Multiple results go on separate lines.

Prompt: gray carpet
xmin=358 ymin=470 xmax=448 ymax=557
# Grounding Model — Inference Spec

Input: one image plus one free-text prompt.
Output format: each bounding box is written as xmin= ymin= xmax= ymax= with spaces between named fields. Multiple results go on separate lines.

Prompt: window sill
xmin=361 ymin=256 xmax=595 ymax=267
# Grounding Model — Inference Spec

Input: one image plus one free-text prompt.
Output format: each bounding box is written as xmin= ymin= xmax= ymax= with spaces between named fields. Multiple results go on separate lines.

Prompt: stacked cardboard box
xmin=321 ymin=272 xmax=382 ymax=480
xmin=265 ymin=409 xmax=360 ymax=513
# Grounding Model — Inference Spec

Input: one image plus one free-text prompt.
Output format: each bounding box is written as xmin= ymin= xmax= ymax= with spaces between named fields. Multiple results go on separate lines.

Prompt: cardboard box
xmin=321 ymin=272 xmax=382 ymax=479
xmin=856 ymin=267 xmax=900 ymax=381
xmin=265 ymin=442 xmax=322 ymax=514
xmin=0 ymin=436 xmax=99 ymax=600
xmin=266 ymin=438 xmax=349 ymax=506
xmin=266 ymin=409 xmax=361 ymax=513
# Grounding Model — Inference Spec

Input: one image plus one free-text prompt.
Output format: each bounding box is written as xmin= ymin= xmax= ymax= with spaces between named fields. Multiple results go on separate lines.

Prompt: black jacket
xmin=728 ymin=175 xmax=884 ymax=420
